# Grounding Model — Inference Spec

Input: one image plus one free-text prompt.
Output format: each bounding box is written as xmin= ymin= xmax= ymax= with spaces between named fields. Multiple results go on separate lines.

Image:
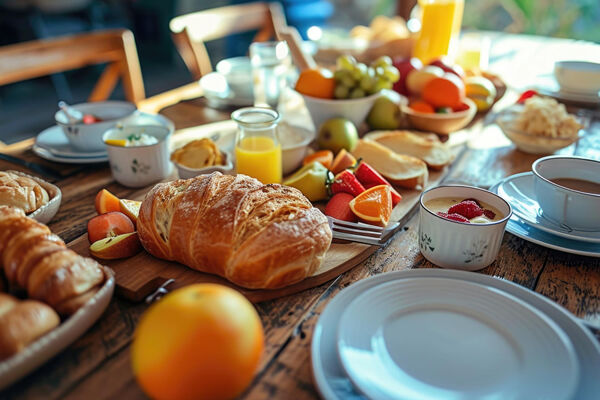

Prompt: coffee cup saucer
xmin=493 ymin=172 xmax=600 ymax=243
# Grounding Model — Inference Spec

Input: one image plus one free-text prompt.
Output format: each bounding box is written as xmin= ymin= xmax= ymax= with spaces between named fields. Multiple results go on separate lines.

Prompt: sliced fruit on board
xmin=364 ymin=130 xmax=454 ymax=170
xmin=353 ymin=161 xmax=402 ymax=206
xmin=89 ymin=232 xmax=142 ymax=260
xmin=351 ymin=139 xmax=428 ymax=190
xmin=303 ymin=150 xmax=334 ymax=170
xmin=120 ymin=199 xmax=142 ymax=226
xmin=87 ymin=211 xmax=135 ymax=243
xmin=349 ymin=184 xmax=392 ymax=226
xmin=328 ymin=170 xmax=365 ymax=198
xmin=283 ymin=161 xmax=330 ymax=202
xmin=95 ymin=189 xmax=121 ymax=214
xmin=330 ymin=149 xmax=357 ymax=175
xmin=325 ymin=192 xmax=358 ymax=222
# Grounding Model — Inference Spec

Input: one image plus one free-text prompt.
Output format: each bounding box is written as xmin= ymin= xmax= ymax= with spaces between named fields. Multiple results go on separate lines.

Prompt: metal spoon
xmin=58 ymin=101 xmax=83 ymax=124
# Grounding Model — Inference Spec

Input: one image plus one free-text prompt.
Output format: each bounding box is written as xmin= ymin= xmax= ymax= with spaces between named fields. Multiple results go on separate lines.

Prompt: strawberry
xmin=448 ymin=200 xmax=483 ymax=219
xmin=462 ymin=198 xmax=481 ymax=207
xmin=437 ymin=212 xmax=470 ymax=223
xmin=483 ymin=209 xmax=496 ymax=219
xmin=353 ymin=161 xmax=402 ymax=206
xmin=328 ymin=170 xmax=365 ymax=197
xmin=325 ymin=193 xmax=357 ymax=222
xmin=516 ymin=90 xmax=538 ymax=104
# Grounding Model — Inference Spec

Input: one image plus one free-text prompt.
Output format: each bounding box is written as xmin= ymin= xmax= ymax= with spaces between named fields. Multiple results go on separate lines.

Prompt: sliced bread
xmin=351 ymin=139 xmax=428 ymax=190
xmin=364 ymin=130 xmax=454 ymax=170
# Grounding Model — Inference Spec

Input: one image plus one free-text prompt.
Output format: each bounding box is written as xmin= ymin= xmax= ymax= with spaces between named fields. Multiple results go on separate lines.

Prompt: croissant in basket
xmin=137 ymin=172 xmax=333 ymax=289
xmin=0 ymin=206 xmax=105 ymax=315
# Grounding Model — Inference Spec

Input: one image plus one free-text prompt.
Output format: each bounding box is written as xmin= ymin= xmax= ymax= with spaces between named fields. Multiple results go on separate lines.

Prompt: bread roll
xmin=137 ymin=173 xmax=332 ymax=289
xmin=0 ymin=294 xmax=60 ymax=360
xmin=0 ymin=171 xmax=49 ymax=213
xmin=0 ymin=206 xmax=105 ymax=315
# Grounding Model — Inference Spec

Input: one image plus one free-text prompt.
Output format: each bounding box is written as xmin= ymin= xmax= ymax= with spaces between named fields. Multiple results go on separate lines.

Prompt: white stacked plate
xmin=312 ymin=269 xmax=600 ymax=400
xmin=33 ymin=111 xmax=174 ymax=164
xmin=491 ymin=172 xmax=600 ymax=257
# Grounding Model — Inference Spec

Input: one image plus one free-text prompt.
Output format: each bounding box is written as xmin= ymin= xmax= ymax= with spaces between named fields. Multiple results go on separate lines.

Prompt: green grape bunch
xmin=332 ymin=55 xmax=400 ymax=99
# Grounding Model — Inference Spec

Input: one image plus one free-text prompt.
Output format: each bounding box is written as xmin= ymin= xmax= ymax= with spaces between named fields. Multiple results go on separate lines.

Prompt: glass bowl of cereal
xmin=496 ymin=97 xmax=587 ymax=154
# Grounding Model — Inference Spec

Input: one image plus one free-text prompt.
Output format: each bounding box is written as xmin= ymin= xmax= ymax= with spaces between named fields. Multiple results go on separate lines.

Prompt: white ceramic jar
xmin=103 ymin=125 xmax=172 ymax=187
xmin=419 ymin=185 xmax=512 ymax=270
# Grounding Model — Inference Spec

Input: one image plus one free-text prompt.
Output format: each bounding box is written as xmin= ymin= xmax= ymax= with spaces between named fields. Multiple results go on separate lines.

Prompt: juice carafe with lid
xmin=232 ymin=107 xmax=282 ymax=184
xmin=413 ymin=0 xmax=465 ymax=64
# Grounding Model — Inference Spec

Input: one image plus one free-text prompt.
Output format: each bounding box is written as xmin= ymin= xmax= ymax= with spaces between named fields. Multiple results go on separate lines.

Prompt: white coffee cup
xmin=532 ymin=156 xmax=600 ymax=231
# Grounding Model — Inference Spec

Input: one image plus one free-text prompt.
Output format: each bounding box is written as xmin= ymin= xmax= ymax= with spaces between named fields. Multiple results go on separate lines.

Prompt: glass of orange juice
xmin=412 ymin=0 xmax=465 ymax=64
xmin=232 ymin=107 xmax=282 ymax=184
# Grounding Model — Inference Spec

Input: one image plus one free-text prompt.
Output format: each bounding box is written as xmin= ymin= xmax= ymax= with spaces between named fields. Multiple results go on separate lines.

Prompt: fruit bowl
xmin=402 ymin=98 xmax=477 ymax=135
xmin=300 ymin=91 xmax=380 ymax=131
xmin=496 ymin=108 xmax=584 ymax=154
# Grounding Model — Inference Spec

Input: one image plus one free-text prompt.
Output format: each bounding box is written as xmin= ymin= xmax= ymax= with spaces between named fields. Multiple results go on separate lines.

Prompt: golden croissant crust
xmin=137 ymin=172 xmax=332 ymax=289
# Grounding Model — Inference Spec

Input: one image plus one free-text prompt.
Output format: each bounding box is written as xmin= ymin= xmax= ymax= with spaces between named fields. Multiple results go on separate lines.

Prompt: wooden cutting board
xmin=67 ymin=121 xmax=466 ymax=303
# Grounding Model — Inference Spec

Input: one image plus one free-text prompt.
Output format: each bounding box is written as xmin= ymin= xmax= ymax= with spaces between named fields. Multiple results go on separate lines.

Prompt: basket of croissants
xmin=0 ymin=206 xmax=114 ymax=390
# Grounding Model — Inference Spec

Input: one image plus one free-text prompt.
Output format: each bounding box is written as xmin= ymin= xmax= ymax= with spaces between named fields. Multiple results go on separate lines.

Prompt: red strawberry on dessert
xmin=437 ymin=212 xmax=470 ymax=223
xmin=353 ymin=162 xmax=402 ymax=206
xmin=448 ymin=200 xmax=483 ymax=219
xmin=329 ymin=170 xmax=366 ymax=197
xmin=483 ymin=209 xmax=496 ymax=219
xmin=325 ymin=193 xmax=358 ymax=222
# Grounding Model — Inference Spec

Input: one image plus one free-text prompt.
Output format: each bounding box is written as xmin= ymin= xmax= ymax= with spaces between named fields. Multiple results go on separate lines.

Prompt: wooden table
xmin=2 ymin=33 xmax=600 ymax=400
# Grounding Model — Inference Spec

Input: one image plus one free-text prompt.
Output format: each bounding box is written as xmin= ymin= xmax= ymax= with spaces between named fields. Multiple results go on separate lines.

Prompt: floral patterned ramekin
xmin=419 ymin=185 xmax=512 ymax=271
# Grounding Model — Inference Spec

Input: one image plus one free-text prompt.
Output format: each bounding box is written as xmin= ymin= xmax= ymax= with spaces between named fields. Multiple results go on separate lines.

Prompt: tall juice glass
xmin=232 ymin=107 xmax=282 ymax=184
xmin=413 ymin=0 xmax=464 ymax=64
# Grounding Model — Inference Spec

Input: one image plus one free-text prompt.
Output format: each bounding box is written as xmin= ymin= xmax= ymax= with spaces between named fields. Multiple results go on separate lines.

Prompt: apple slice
xmin=89 ymin=232 xmax=142 ymax=260
xmin=95 ymin=189 xmax=121 ymax=214
xmin=119 ymin=199 xmax=142 ymax=226
xmin=87 ymin=211 xmax=134 ymax=243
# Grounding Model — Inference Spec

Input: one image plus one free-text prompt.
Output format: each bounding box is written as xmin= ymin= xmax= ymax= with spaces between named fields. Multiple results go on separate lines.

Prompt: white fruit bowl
xmin=299 ymin=91 xmax=380 ymax=131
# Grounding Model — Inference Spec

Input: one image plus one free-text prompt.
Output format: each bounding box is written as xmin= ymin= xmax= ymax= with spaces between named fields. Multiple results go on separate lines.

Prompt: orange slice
xmin=349 ymin=184 xmax=392 ymax=226
xmin=120 ymin=199 xmax=142 ymax=225
xmin=303 ymin=150 xmax=334 ymax=170
xmin=95 ymin=189 xmax=121 ymax=214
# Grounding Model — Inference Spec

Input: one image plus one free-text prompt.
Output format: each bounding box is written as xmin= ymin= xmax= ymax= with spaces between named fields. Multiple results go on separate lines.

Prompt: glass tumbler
xmin=232 ymin=107 xmax=282 ymax=184
xmin=250 ymin=41 xmax=290 ymax=109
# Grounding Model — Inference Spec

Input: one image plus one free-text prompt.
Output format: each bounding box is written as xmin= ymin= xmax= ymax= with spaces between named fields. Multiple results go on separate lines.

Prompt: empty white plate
xmin=336 ymin=277 xmax=578 ymax=400
xmin=495 ymin=172 xmax=600 ymax=243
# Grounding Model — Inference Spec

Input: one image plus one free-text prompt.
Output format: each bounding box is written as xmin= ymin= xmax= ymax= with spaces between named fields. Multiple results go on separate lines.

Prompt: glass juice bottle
xmin=413 ymin=0 xmax=465 ymax=64
xmin=232 ymin=107 xmax=282 ymax=184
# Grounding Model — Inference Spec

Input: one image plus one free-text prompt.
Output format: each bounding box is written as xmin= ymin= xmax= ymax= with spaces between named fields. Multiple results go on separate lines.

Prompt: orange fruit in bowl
xmin=422 ymin=74 xmax=465 ymax=109
xmin=409 ymin=100 xmax=435 ymax=114
xmin=349 ymin=184 xmax=392 ymax=226
xmin=295 ymin=68 xmax=336 ymax=99
xmin=131 ymin=284 xmax=264 ymax=400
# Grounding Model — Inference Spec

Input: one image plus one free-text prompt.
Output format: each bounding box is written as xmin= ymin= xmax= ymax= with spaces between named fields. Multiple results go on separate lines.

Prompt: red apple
xmin=89 ymin=232 xmax=142 ymax=260
xmin=428 ymin=57 xmax=465 ymax=79
xmin=392 ymin=57 xmax=423 ymax=96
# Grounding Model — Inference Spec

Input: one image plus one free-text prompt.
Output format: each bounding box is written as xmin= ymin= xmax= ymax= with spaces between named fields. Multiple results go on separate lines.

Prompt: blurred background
xmin=0 ymin=0 xmax=598 ymax=144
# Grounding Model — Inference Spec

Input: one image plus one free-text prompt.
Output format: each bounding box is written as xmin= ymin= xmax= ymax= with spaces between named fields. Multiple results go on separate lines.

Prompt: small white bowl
xmin=532 ymin=156 xmax=600 ymax=231
xmin=55 ymin=101 xmax=137 ymax=152
xmin=419 ymin=185 xmax=512 ymax=271
xmin=8 ymin=170 xmax=61 ymax=224
xmin=103 ymin=125 xmax=172 ymax=188
xmin=278 ymin=123 xmax=315 ymax=176
xmin=300 ymin=91 xmax=380 ymax=131
xmin=554 ymin=61 xmax=600 ymax=95
xmin=173 ymin=150 xmax=234 ymax=179
xmin=216 ymin=56 xmax=253 ymax=99
xmin=496 ymin=108 xmax=584 ymax=154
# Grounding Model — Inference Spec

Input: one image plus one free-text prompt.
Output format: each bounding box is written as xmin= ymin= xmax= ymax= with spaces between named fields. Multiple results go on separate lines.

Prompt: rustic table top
xmin=2 ymin=32 xmax=600 ymax=400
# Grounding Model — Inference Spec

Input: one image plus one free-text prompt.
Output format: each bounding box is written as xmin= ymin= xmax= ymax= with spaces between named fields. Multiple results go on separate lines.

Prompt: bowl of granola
xmin=497 ymin=96 xmax=586 ymax=154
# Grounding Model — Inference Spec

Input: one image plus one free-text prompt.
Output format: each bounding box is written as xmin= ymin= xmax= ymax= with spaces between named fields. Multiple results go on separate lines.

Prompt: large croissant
xmin=0 ymin=206 xmax=105 ymax=315
xmin=137 ymin=173 xmax=333 ymax=289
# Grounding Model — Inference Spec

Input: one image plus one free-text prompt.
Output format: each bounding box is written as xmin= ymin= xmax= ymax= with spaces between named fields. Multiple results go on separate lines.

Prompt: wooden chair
xmin=0 ymin=29 xmax=145 ymax=104
xmin=169 ymin=2 xmax=287 ymax=80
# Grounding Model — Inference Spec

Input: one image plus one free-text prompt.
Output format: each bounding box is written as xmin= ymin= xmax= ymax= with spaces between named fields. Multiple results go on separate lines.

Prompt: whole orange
xmin=131 ymin=284 xmax=264 ymax=400
xmin=422 ymin=74 xmax=465 ymax=108
xmin=295 ymin=68 xmax=336 ymax=99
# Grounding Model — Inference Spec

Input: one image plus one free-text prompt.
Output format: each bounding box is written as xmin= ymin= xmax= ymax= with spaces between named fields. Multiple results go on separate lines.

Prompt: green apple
xmin=366 ymin=95 xmax=402 ymax=130
xmin=317 ymin=118 xmax=358 ymax=153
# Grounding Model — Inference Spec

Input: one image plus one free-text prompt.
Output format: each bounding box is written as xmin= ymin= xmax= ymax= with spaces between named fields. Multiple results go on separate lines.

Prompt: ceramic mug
xmin=532 ymin=156 xmax=600 ymax=231
xmin=103 ymin=125 xmax=172 ymax=188
xmin=419 ymin=185 xmax=512 ymax=270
